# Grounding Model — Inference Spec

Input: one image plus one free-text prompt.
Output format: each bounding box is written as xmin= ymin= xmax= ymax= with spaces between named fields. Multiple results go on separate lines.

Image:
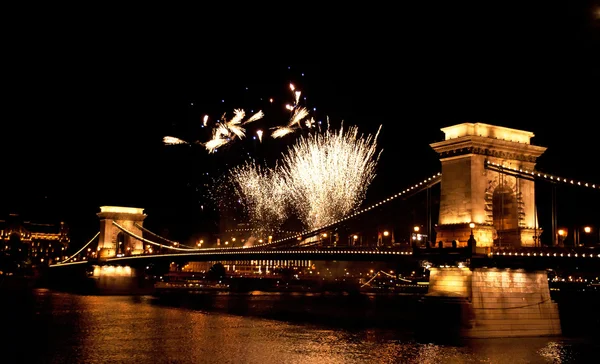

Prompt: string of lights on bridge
xmin=52 ymin=246 xmax=600 ymax=268
xmin=491 ymin=251 xmax=600 ymax=258
xmin=105 ymin=249 xmax=415 ymax=263
xmin=224 ymin=228 xmax=300 ymax=236
xmin=486 ymin=161 xmax=598 ymax=189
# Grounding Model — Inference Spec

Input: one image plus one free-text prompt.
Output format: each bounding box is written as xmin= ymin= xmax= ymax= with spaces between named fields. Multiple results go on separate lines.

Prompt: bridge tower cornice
xmin=430 ymin=136 xmax=547 ymax=163
xmin=96 ymin=211 xmax=147 ymax=222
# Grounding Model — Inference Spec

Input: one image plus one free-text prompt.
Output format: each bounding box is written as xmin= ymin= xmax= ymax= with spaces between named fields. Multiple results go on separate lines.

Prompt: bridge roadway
xmin=51 ymin=246 xmax=600 ymax=272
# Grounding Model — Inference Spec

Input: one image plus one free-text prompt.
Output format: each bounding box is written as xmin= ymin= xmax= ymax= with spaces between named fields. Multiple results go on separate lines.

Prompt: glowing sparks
xmin=270 ymin=83 xmax=311 ymax=139
xmin=288 ymin=107 xmax=309 ymax=127
xmin=163 ymin=136 xmax=188 ymax=145
xmin=227 ymin=124 xmax=246 ymax=139
xmin=203 ymin=109 xmax=264 ymax=152
xmin=204 ymin=137 xmax=228 ymax=153
xmin=305 ymin=117 xmax=316 ymax=128
xmin=279 ymin=124 xmax=382 ymax=230
xmin=170 ymin=81 xmax=316 ymax=154
xmin=271 ymin=126 xmax=297 ymax=139
xmin=224 ymin=124 xmax=382 ymax=234
xmin=228 ymin=109 xmax=246 ymax=126
xmin=243 ymin=110 xmax=264 ymax=124
xmin=230 ymin=159 xmax=288 ymax=235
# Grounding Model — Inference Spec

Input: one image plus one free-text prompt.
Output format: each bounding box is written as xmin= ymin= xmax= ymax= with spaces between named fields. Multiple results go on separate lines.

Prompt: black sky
xmin=2 ymin=2 xmax=599 ymax=244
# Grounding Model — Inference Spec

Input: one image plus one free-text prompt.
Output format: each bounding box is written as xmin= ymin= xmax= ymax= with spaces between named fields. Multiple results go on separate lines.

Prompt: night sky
xmin=3 ymin=2 xmax=599 ymax=246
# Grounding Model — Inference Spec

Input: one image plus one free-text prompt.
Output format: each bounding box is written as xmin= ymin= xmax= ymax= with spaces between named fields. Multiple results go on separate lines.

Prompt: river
xmin=1 ymin=288 xmax=598 ymax=363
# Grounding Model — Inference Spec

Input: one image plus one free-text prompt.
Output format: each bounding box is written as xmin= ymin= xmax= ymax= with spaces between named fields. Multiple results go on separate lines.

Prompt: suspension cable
xmin=57 ymin=231 xmax=100 ymax=264
xmin=113 ymin=221 xmax=199 ymax=252
xmin=133 ymin=223 xmax=197 ymax=249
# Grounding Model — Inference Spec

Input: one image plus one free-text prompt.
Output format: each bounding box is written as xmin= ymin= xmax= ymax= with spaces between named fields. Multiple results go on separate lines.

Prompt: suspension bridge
xmin=48 ymin=122 xmax=598 ymax=271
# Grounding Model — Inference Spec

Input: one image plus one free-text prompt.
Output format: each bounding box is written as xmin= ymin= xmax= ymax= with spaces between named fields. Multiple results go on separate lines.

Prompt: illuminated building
xmin=0 ymin=213 xmax=70 ymax=266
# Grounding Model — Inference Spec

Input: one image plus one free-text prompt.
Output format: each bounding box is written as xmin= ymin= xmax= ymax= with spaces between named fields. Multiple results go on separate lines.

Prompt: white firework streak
xmin=242 ymin=110 xmax=264 ymax=125
xmin=305 ymin=117 xmax=316 ymax=128
xmin=227 ymin=124 xmax=246 ymax=139
xmin=288 ymin=106 xmax=309 ymax=127
xmin=205 ymin=137 xmax=229 ymax=153
xmin=271 ymin=126 xmax=297 ymax=139
xmin=279 ymin=124 xmax=382 ymax=231
xmin=230 ymin=160 xmax=288 ymax=235
xmin=228 ymin=109 xmax=246 ymax=125
xmin=163 ymin=136 xmax=189 ymax=145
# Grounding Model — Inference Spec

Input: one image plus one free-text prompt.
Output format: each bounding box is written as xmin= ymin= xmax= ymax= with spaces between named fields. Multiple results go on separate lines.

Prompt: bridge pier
xmin=46 ymin=263 xmax=154 ymax=295
xmin=419 ymin=267 xmax=561 ymax=338
xmin=89 ymin=265 xmax=153 ymax=295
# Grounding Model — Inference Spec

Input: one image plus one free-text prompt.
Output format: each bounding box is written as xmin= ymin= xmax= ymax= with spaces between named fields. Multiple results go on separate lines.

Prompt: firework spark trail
xmin=230 ymin=159 xmax=288 ymax=235
xmin=271 ymin=126 xmax=297 ymax=139
xmin=228 ymin=109 xmax=246 ymax=125
xmin=163 ymin=136 xmax=189 ymax=145
xmin=205 ymin=137 xmax=229 ymax=153
xmin=243 ymin=110 xmax=264 ymax=125
xmin=288 ymin=107 xmax=309 ymax=127
xmin=279 ymin=124 xmax=382 ymax=231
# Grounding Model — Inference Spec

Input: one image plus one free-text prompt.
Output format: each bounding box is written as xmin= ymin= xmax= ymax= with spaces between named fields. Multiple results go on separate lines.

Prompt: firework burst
xmin=270 ymin=83 xmax=311 ymax=139
xmin=229 ymin=159 xmax=288 ymax=235
xmin=279 ymin=124 xmax=382 ymax=231
xmin=203 ymin=109 xmax=264 ymax=153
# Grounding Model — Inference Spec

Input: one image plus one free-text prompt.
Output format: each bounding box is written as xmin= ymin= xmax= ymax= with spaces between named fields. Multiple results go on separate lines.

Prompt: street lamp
xmin=411 ymin=226 xmax=422 ymax=247
xmin=557 ymin=229 xmax=567 ymax=247
xmin=468 ymin=223 xmax=476 ymax=253
xmin=582 ymin=226 xmax=593 ymax=246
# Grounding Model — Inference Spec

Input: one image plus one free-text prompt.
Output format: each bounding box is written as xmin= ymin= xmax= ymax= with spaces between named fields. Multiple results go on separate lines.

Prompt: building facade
xmin=0 ymin=213 xmax=70 ymax=267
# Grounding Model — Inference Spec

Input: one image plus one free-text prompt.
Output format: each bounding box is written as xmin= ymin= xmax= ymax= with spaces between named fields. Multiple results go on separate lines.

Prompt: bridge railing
xmin=490 ymin=246 xmax=600 ymax=258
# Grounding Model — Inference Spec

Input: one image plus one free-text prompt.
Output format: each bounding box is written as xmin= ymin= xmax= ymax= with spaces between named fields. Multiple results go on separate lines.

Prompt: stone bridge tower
xmin=430 ymin=123 xmax=547 ymax=250
xmin=97 ymin=206 xmax=146 ymax=258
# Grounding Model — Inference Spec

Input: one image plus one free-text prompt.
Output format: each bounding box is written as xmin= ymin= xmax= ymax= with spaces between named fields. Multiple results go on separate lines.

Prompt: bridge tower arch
xmin=430 ymin=123 xmax=547 ymax=250
xmin=97 ymin=206 xmax=146 ymax=258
